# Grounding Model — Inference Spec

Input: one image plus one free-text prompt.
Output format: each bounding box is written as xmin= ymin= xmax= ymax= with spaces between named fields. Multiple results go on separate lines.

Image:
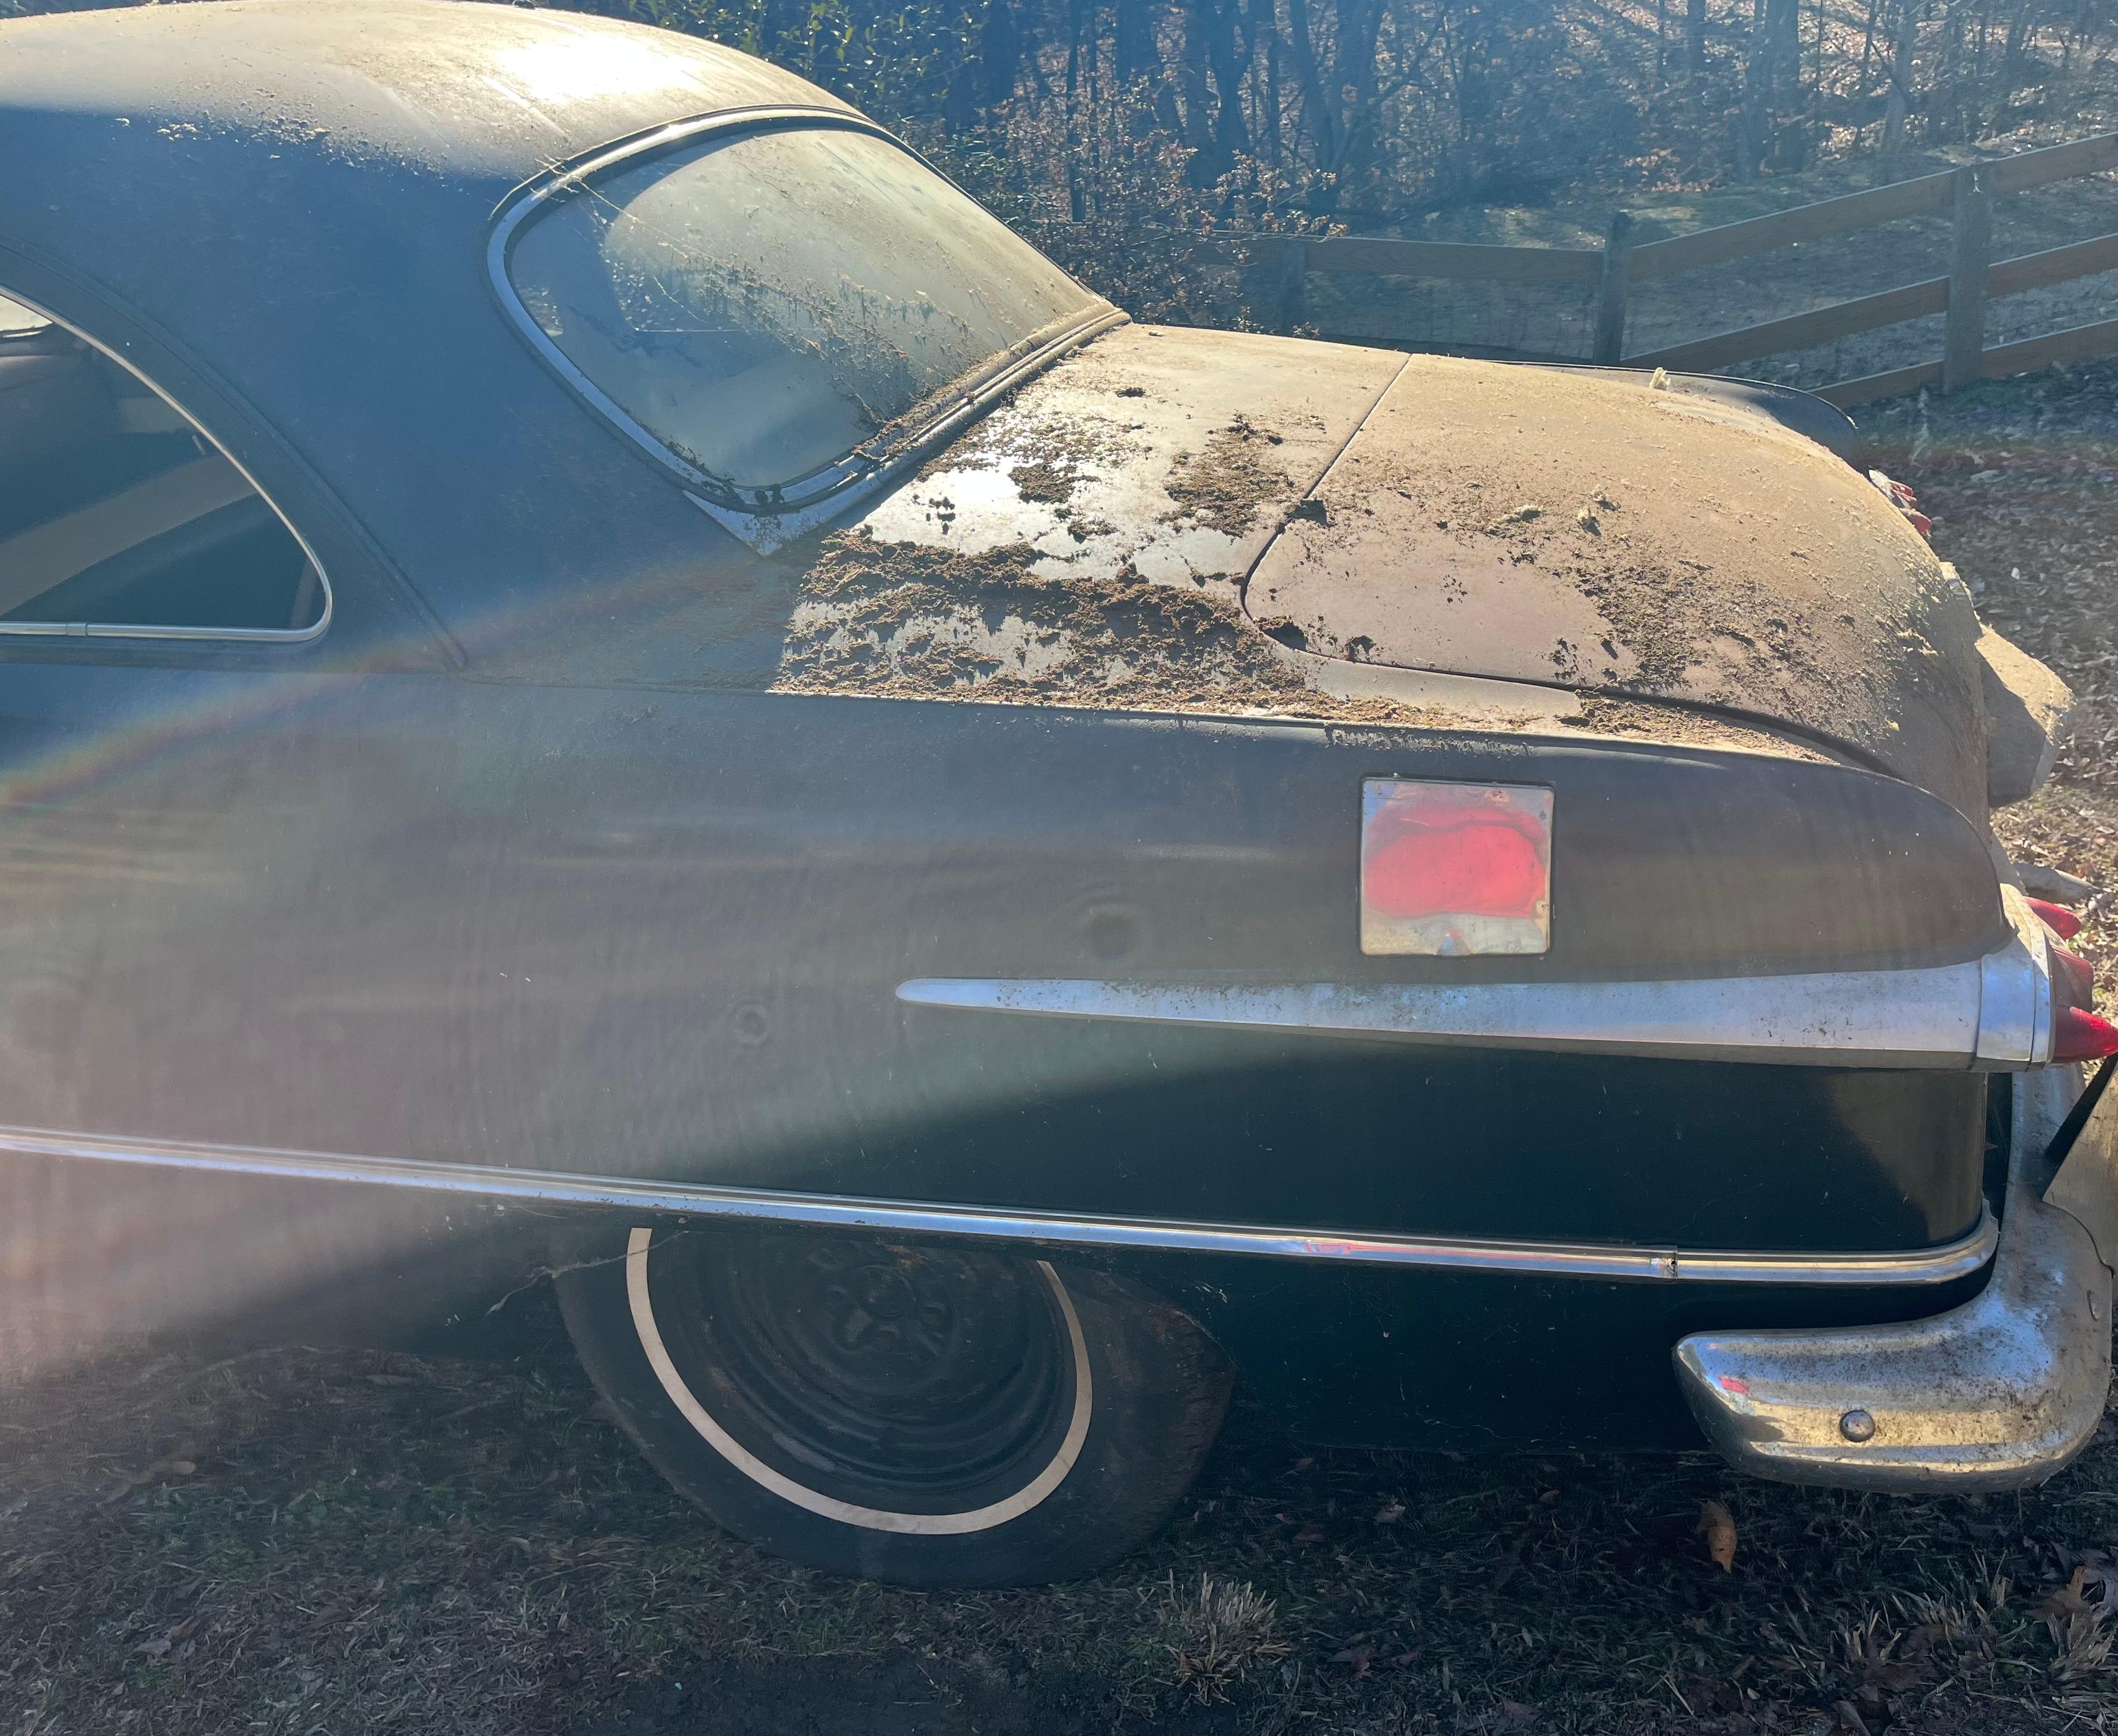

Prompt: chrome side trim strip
xmin=899 ymin=970 xmax=1987 ymax=1068
xmin=900 ymin=893 xmax=2056 ymax=1071
xmin=0 ymin=1122 xmax=1995 ymax=1286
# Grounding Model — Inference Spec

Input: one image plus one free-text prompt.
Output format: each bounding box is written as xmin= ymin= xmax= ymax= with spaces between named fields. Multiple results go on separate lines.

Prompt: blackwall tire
xmin=554 ymin=1223 xmax=1232 ymax=1586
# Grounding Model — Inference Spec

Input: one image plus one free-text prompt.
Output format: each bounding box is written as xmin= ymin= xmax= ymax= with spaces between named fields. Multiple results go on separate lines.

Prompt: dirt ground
xmin=8 ymin=1294 xmax=2118 ymax=1736
xmin=8 ymin=364 xmax=2118 ymax=1736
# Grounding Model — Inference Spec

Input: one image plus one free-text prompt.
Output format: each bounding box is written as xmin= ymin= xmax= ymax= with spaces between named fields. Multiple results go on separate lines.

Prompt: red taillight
xmin=1360 ymin=780 xmax=1553 ymax=956
xmin=2029 ymin=896 xmax=2084 ymax=940
xmin=2055 ymin=1006 xmax=2118 ymax=1063
xmin=1867 ymin=471 xmax=1932 ymax=539
xmin=2043 ymin=918 xmax=2112 ymax=1059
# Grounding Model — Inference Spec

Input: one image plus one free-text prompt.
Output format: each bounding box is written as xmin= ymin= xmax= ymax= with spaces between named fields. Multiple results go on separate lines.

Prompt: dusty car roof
xmin=0 ymin=0 xmax=853 ymax=639
xmin=0 ymin=0 xmax=848 ymax=195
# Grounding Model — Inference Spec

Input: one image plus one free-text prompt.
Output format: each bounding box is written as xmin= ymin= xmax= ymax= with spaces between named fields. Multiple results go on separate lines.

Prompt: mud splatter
xmin=1008 ymin=461 xmax=1075 ymax=505
xmin=770 ymin=530 xmax=1835 ymax=764
xmin=1162 ymin=418 xmax=1290 ymax=536
xmin=1243 ymin=353 xmax=1992 ymax=816
xmin=1564 ymin=695 xmax=1835 ymax=761
xmin=923 ymin=405 xmax=1143 ymax=487
xmin=773 ymin=531 xmax=1322 ymax=713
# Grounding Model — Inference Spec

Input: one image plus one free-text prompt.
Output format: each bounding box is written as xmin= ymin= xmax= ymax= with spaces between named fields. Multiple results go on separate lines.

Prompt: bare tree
xmin=1883 ymin=0 xmax=1922 ymax=151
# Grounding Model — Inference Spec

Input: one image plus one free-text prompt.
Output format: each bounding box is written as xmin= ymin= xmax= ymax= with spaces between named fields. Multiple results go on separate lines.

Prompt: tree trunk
xmin=979 ymin=0 xmax=1021 ymax=108
xmin=1115 ymin=0 xmax=1160 ymax=83
xmin=2002 ymin=0 xmax=2041 ymax=73
xmin=1738 ymin=1 xmax=1771 ymax=176
xmin=1856 ymin=0 xmax=1884 ymax=126
xmin=1285 ymin=0 xmax=1340 ymax=169
xmin=1205 ymin=0 xmax=1254 ymax=176
xmin=1253 ymin=0 xmax=1284 ymax=168
xmin=1883 ymin=0 xmax=1920 ymax=153
xmin=1341 ymin=0 xmax=1387 ymax=118
xmin=1177 ymin=0 xmax=1221 ymax=186
xmin=1687 ymin=0 xmax=1708 ymax=80
xmin=1768 ymin=0 xmax=1805 ymax=168
xmin=1330 ymin=0 xmax=1386 ymax=192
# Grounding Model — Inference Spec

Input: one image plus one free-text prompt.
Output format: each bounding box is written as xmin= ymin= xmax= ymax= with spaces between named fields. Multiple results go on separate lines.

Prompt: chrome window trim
xmin=0 ymin=1121 xmax=1994 ymax=1286
xmin=0 ymin=287 xmax=333 ymax=646
xmin=681 ymin=303 xmax=1127 ymax=555
xmin=898 ymin=888 xmax=2057 ymax=1071
xmin=485 ymin=105 xmax=1122 ymax=553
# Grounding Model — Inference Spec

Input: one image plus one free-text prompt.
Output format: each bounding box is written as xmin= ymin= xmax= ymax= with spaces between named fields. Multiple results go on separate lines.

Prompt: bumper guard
xmin=1674 ymin=1062 xmax=2116 ymax=1491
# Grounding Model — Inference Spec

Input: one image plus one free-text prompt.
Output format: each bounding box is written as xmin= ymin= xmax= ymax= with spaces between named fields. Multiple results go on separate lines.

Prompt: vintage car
xmin=3 ymin=0 xmax=2116 ymax=1589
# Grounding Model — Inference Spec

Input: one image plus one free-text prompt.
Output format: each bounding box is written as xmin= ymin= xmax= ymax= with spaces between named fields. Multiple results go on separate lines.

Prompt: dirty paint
xmin=1245 ymin=354 xmax=1989 ymax=812
xmin=773 ymin=328 xmax=1920 ymax=777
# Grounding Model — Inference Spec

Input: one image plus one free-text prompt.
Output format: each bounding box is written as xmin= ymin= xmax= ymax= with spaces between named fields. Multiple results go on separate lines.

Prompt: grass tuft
xmin=1143 ymin=1571 xmax=1289 ymax=1705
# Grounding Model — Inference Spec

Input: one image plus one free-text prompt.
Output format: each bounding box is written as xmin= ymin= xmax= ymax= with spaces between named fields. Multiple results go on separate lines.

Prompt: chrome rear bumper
xmin=1674 ymin=1063 xmax=2116 ymax=1492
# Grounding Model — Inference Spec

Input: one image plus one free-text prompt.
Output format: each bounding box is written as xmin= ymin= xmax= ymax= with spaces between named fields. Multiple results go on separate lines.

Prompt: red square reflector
xmin=1360 ymin=779 xmax=1554 ymax=956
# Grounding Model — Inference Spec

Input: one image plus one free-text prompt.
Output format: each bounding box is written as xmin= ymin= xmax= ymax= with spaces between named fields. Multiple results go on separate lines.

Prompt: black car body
xmin=2 ymin=0 xmax=2114 ymax=1584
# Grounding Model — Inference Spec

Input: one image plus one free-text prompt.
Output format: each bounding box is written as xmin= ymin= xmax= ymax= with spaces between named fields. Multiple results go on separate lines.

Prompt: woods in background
xmin=571 ymin=0 xmax=2118 ymax=234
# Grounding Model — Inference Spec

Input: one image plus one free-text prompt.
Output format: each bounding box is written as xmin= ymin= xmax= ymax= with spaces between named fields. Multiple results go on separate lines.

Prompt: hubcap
xmin=641 ymin=1230 xmax=1078 ymax=1515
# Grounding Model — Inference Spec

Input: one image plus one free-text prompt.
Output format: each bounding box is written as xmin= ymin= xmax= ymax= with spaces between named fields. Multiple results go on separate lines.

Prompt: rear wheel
xmin=554 ymin=1223 xmax=1231 ymax=1586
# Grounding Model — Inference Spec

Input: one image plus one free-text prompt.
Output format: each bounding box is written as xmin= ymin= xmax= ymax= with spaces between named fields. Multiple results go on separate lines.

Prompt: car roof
xmin=0 ymin=0 xmax=855 ymax=642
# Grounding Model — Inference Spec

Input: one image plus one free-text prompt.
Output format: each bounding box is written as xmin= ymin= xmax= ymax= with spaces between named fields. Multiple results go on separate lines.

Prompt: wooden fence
xmin=1254 ymin=132 xmax=2118 ymax=405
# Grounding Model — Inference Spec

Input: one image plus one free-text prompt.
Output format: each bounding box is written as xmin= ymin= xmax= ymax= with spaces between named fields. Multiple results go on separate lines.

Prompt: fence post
xmin=1276 ymin=236 xmax=1308 ymax=335
xmin=1943 ymin=165 xmax=1992 ymax=393
xmin=1593 ymin=211 xmax=1635 ymax=365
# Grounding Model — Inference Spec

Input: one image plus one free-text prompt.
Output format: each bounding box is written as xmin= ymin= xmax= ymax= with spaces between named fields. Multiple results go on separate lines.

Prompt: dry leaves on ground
xmin=1698 ymin=1498 xmax=1738 ymax=1572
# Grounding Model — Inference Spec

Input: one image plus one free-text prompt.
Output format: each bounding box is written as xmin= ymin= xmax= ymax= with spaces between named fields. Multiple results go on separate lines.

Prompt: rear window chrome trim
xmin=0 ymin=286 xmax=333 ymax=646
xmin=0 ymin=1122 xmax=1996 ymax=1287
xmin=485 ymin=105 xmax=1121 ymax=551
xmin=682 ymin=303 xmax=1127 ymax=554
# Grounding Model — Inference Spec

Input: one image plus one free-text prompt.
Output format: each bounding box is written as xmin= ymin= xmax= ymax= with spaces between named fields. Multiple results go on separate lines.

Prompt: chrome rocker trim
xmin=0 ymin=1122 xmax=1993 ymax=1286
xmin=898 ymin=887 xmax=2057 ymax=1070
xmin=1674 ymin=1063 xmax=2116 ymax=1492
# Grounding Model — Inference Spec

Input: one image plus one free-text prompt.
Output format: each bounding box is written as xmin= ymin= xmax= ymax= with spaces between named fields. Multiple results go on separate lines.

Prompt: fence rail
xmin=1243 ymin=131 xmax=2118 ymax=403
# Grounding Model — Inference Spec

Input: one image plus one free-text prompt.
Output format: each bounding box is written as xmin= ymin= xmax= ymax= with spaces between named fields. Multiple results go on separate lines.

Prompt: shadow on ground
xmin=2 ymin=1282 xmax=2116 ymax=1736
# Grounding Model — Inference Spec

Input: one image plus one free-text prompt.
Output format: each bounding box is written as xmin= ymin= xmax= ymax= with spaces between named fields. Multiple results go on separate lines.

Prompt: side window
xmin=0 ymin=292 xmax=326 ymax=640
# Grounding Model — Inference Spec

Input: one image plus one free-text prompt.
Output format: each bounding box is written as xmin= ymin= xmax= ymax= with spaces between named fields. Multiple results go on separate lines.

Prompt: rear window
xmin=498 ymin=123 xmax=1105 ymax=511
xmin=0 ymin=306 xmax=325 ymax=640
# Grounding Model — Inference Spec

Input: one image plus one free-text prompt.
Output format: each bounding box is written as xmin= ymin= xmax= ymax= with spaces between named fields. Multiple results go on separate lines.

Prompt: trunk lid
xmin=1245 ymin=354 xmax=1990 ymax=814
xmin=784 ymin=327 xmax=1991 ymax=815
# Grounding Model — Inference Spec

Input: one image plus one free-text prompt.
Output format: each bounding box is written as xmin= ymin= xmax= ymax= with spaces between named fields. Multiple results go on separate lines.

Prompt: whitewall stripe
xmin=624 ymin=1228 xmax=1093 ymax=1534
